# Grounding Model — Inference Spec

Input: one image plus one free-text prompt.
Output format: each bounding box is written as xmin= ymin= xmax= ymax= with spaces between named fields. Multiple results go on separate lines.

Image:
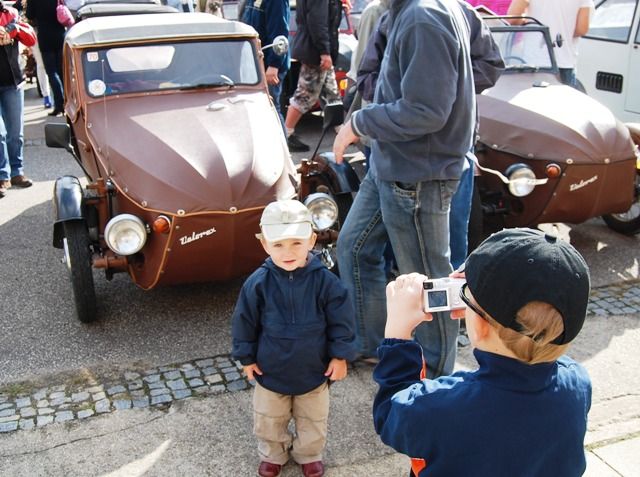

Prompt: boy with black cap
xmin=232 ymin=199 xmax=357 ymax=477
xmin=372 ymin=228 xmax=592 ymax=477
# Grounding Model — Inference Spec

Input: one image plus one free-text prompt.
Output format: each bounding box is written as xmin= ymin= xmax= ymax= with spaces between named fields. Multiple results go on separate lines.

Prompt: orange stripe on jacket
xmin=410 ymin=357 xmax=429 ymax=475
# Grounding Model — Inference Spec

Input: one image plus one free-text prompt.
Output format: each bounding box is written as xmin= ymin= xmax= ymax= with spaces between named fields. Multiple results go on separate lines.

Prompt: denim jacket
xmin=231 ymin=254 xmax=357 ymax=395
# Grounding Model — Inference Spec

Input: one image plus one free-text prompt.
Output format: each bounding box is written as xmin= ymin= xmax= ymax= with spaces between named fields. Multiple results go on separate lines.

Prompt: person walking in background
xmin=0 ymin=1 xmax=36 ymax=199
xmin=241 ymin=0 xmax=290 ymax=131
xmin=507 ymin=0 xmax=594 ymax=87
xmin=332 ymin=0 xmax=475 ymax=377
xmin=283 ymin=0 xmax=343 ymax=152
xmin=26 ymin=0 xmax=65 ymax=116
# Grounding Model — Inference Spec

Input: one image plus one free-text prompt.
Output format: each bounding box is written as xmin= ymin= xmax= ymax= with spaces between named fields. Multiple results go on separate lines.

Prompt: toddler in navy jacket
xmin=373 ymin=228 xmax=592 ymax=477
xmin=232 ymin=199 xmax=357 ymax=477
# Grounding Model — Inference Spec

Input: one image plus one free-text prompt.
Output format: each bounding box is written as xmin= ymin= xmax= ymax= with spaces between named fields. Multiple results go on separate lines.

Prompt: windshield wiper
xmin=179 ymin=75 xmax=235 ymax=90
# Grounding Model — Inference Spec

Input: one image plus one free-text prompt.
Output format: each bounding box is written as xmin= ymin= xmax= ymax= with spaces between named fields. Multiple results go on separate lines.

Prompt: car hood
xmin=84 ymin=90 xmax=297 ymax=213
xmin=477 ymin=73 xmax=635 ymax=163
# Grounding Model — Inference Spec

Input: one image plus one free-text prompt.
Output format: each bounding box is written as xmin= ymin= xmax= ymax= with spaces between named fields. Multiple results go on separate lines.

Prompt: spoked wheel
xmin=602 ymin=173 xmax=640 ymax=235
xmin=62 ymin=220 xmax=97 ymax=323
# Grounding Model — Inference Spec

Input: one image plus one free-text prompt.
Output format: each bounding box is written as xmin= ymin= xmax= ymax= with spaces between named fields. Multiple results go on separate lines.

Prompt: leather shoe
xmin=10 ymin=175 xmax=33 ymax=188
xmin=301 ymin=461 xmax=324 ymax=477
xmin=48 ymin=108 xmax=63 ymax=116
xmin=0 ymin=179 xmax=10 ymax=197
xmin=257 ymin=461 xmax=282 ymax=477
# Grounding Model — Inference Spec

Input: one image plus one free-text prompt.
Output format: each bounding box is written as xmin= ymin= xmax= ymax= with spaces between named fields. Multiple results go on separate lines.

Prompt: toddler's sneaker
xmin=43 ymin=96 xmax=52 ymax=108
xmin=257 ymin=461 xmax=282 ymax=477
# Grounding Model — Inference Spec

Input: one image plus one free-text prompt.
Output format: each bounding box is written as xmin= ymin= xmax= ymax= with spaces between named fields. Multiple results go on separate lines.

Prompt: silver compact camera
xmin=422 ymin=277 xmax=466 ymax=313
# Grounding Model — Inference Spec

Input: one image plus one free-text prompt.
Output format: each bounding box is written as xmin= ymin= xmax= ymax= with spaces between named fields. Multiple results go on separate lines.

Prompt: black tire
xmin=602 ymin=173 xmax=640 ymax=235
xmin=63 ymin=221 xmax=97 ymax=323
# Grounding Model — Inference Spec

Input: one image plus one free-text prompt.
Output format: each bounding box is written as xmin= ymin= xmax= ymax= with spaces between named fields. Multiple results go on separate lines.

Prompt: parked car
xmin=577 ymin=0 xmax=640 ymax=123
xmin=281 ymin=1 xmax=357 ymax=113
xmin=46 ymin=13 xmax=358 ymax=323
xmin=470 ymin=14 xmax=640 ymax=248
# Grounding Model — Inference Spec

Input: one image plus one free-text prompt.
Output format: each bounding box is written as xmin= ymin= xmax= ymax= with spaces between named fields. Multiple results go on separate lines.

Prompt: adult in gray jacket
xmin=333 ymin=0 xmax=475 ymax=377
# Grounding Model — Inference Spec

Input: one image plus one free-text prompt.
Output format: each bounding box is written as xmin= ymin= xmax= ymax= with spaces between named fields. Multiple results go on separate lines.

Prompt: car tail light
xmin=152 ymin=215 xmax=172 ymax=234
xmin=545 ymin=163 xmax=562 ymax=178
xmin=338 ymin=78 xmax=349 ymax=97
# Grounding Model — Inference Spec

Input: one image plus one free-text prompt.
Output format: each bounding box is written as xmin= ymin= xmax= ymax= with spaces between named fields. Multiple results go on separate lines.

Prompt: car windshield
xmin=490 ymin=29 xmax=554 ymax=70
xmin=82 ymin=39 xmax=260 ymax=97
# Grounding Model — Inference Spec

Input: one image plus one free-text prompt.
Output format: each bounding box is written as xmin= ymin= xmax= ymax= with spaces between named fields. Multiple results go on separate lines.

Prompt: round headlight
xmin=104 ymin=214 xmax=147 ymax=255
xmin=506 ymin=164 xmax=537 ymax=197
xmin=304 ymin=192 xmax=338 ymax=231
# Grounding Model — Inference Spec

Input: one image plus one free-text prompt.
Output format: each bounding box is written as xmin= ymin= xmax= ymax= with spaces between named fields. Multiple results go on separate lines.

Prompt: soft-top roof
xmin=76 ymin=3 xmax=179 ymax=20
xmin=65 ymin=12 xmax=258 ymax=47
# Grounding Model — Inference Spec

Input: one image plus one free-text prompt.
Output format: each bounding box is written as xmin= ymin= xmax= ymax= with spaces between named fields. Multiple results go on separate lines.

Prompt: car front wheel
xmin=63 ymin=220 xmax=97 ymax=323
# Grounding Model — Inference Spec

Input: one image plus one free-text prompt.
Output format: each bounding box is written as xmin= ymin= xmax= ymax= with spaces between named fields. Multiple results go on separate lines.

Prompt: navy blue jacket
xmin=373 ymin=340 xmax=592 ymax=476
xmin=231 ymin=255 xmax=357 ymax=395
xmin=241 ymin=0 xmax=290 ymax=73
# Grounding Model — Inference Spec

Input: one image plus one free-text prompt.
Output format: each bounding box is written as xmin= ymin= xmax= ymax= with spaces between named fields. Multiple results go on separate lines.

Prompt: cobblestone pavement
xmin=2 ymin=280 xmax=639 ymax=435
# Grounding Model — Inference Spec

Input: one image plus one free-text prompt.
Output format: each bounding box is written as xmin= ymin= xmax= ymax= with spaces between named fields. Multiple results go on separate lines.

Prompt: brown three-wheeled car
xmin=46 ymin=13 xmax=358 ymax=322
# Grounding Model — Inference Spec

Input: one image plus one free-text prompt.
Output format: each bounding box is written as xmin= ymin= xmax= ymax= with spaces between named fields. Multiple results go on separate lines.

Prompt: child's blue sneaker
xmin=44 ymin=96 xmax=52 ymax=108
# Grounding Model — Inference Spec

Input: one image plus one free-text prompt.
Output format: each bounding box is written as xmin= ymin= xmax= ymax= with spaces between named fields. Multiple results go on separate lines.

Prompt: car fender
xmin=317 ymin=152 xmax=360 ymax=194
xmin=52 ymin=175 xmax=84 ymax=249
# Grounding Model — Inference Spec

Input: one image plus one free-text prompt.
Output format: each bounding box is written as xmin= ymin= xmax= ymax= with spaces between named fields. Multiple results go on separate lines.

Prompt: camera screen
xmin=428 ymin=290 xmax=448 ymax=308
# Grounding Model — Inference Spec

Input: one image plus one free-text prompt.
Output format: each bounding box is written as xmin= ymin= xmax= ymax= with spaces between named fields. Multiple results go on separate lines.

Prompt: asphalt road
xmin=1 ymin=83 xmax=639 ymax=386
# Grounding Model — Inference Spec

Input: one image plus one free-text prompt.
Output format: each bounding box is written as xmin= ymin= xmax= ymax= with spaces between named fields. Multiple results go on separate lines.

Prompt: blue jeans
xmin=0 ymin=85 xmax=25 ymax=181
xmin=449 ymin=154 xmax=474 ymax=270
xmin=337 ymin=170 xmax=459 ymax=378
xmin=41 ymin=49 xmax=64 ymax=111
xmin=268 ymin=68 xmax=288 ymax=135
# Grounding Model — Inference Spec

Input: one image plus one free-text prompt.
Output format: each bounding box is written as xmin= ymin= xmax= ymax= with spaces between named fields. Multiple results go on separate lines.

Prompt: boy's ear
xmin=308 ymin=232 xmax=318 ymax=249
xmin=473 ymin=314 xmax=492 ymax=341
xmin=259 ymin=237 xmax=270 ymax=254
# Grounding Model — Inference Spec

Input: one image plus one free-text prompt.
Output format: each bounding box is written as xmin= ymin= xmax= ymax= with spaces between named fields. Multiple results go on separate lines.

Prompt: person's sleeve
xmin=353 ymin=23 xmax=461 ymax=142
xmin=230 ymin=278 xmax=262 ymax=365
xmin=263 ymin=0 xmax=289 ymax=70
xmin=466 ymin=6 xmax=505 ymax=93
xmin=372 ymin=339 xmax=438 ymax=458
xmin=14 ymin=19 xmax=36 ymax=47
xmin=324 ymin=275 xmax=358 ymax=361
xmin=356 ymin=13 xmax=388 ymax=101
xmin=306 ymin=0 xmax=331 ymax=55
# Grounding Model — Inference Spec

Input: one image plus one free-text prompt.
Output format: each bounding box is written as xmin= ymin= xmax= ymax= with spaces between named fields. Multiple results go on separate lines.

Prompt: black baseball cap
xmin=465 ymin=228 xmax=590 ymax=345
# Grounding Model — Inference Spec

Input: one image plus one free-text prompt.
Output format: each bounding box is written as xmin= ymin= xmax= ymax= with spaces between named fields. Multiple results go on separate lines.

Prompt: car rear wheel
xmin=63 ymin=221 xmax=97 ymax=323
xmin=602 ymin=173 xmax=640 ymax=235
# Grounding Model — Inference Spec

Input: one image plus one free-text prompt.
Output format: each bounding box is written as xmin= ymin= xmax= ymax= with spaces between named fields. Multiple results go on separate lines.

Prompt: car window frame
xmin=585 ymin=0 xmax=639 ymax=44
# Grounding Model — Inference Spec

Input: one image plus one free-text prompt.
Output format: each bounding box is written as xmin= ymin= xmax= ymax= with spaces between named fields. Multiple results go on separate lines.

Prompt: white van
xmin=577 ymin=0 xmax=639 ymax=122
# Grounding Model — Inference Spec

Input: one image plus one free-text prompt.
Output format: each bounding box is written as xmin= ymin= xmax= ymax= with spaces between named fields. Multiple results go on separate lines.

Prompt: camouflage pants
xmin=289 ymin=64 xmax=340 ymax=114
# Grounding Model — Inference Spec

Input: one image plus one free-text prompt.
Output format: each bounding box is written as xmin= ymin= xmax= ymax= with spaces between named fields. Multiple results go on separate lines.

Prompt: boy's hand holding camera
xmin=385 ymin=272 xmax=466 ymax=340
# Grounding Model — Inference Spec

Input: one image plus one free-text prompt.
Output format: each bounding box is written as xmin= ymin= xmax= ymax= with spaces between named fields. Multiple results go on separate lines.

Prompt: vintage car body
xmin=47 ymin=13 xmax=357 ymax=322
xmin=472 ymin=18 xmax=640 ymax=243
xmin=577 ymin=0 xmax=640 ymax=123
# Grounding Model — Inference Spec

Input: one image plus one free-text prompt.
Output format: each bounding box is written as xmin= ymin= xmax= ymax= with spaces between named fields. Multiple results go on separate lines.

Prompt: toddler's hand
xmin=243 ymin=363 xmax=263 ymax=381
xmin=324 ymin=358 xmax=347 ymax=381
xmin=385 ymin=273 xmax=433 ymax=339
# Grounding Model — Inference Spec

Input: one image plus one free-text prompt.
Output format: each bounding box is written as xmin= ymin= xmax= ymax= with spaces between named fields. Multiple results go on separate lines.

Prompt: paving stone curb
xmin=1 ymin=281 xmax=638 ymax=435
xmin=0 ymin=355 xmax=249 ymax=434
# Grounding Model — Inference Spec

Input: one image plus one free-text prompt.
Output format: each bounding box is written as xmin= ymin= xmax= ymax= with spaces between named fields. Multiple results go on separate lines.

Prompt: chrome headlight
xmin=304 ymin=193 xmax=338 ymax=231
xmin=506 ymin=164 xmax=537 ymax=197
xmin=104 ymin=214 xmax=147 ymax=255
